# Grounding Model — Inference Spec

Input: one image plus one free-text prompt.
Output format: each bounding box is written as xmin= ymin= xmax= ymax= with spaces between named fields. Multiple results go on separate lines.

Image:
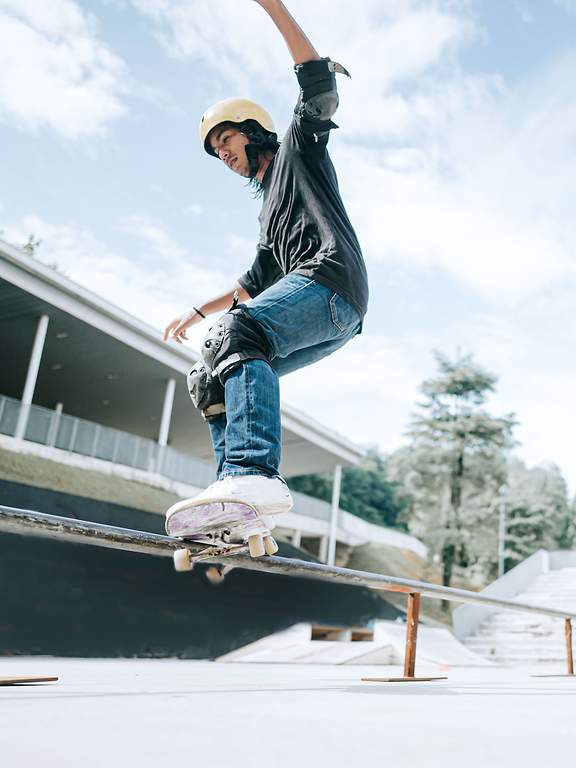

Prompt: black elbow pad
xmin=294 ymin=57 xmax=350 ymax=123
xmin=301 ymin=90 xmax=339 ymax=122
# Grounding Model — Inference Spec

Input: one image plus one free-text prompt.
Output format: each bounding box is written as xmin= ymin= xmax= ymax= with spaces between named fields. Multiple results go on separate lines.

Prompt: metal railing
xmin=1 ymin=505 xmax=574 ymax=682
xmin=0 ymin=395 xmax=335 ymax=524
xmin=0 ymin=394 xmax=216 ymax=488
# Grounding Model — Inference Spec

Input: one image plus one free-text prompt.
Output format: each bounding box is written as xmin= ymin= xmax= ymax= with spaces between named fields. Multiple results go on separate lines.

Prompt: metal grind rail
xmin=1 ymin=505 xmax=574 ymax=682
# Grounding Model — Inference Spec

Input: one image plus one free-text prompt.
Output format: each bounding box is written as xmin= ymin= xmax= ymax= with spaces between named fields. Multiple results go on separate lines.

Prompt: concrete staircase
xmin=218 ymin=621 xmax=491 ymax=666
xmin=464 ymin=567 xmax=576 ymax=664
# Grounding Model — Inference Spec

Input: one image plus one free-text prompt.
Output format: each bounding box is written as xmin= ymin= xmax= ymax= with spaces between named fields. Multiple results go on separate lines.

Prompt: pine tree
xmin=390 ymin=351 xmax=516 ymax=594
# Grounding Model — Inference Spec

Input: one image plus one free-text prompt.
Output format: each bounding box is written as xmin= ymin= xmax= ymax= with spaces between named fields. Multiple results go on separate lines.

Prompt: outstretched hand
xmin=163 ymin=309 xmax=204 ymax=344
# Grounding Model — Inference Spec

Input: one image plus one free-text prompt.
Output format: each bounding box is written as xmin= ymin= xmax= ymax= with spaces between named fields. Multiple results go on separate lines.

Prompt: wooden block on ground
xmin=0 ymin=676 xmax=59 ymax=686
xmin=530 ymin=674 xmax=576 ymax=678
xmin=362 ymin=676 xmax=448 ymax=683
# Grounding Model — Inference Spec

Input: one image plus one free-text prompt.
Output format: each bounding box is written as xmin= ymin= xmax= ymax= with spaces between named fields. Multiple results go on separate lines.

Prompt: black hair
xmin=246 ymin=176 xmax=265 ymax=198
xmin=238 ymin=119 xmax=280 ymax=192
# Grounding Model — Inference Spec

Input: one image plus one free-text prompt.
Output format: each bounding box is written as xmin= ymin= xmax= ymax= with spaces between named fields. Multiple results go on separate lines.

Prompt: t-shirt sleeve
xmin=238 ymin=245 xmax=284 ymax=298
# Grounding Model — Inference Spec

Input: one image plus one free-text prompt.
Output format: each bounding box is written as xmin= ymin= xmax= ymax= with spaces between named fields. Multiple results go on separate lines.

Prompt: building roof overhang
xmin=0 ymin=240 xmax=365 ymax=476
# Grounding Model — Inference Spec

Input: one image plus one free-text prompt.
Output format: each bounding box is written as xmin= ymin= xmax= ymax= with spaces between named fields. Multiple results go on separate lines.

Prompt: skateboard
xmin=166 ymin=500 xmax=279 ymax=572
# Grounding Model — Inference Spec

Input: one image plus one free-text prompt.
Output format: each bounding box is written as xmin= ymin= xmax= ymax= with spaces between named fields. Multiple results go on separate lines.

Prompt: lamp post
xmin=498 ymin=484 xmax=508 ymax=579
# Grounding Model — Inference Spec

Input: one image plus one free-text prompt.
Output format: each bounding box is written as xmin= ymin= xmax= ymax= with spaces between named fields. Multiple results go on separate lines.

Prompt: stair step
xmin=461 ymin=564 xmax=576 ymax=663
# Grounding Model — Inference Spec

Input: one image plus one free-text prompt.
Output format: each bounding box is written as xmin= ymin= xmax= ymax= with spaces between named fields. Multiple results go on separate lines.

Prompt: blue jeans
xmin=208 ymin=274 xmax=362 ymax=479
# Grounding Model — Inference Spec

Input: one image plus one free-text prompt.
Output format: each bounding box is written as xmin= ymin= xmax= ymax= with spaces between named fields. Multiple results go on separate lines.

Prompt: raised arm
xmin=252 ymin=0 xmax=321 ymax=65
xmin=253 ymin=0 xmax=350 ymax=134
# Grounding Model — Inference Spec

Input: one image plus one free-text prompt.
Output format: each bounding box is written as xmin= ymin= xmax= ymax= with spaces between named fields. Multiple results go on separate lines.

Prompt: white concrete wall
xmin=452 ymin=550 xmax=550 ymax=640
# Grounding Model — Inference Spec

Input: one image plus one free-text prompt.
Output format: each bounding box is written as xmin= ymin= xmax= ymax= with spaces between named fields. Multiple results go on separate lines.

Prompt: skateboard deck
xmin=166 ymin=500 xmax=266 ymax=541
xmin=166 ymin=500 xmax=278 ymax=571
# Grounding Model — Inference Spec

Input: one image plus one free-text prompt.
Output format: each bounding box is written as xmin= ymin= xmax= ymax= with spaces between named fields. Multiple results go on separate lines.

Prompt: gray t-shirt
xmin=239 ymin=63 xmax=368 ymax=325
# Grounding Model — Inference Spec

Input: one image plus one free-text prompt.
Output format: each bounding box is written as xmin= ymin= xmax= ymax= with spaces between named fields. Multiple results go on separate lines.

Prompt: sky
xmin=1 ymin=0 xmax=575 ymax=492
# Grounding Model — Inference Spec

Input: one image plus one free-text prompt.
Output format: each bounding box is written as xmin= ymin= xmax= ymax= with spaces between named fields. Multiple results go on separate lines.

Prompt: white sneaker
xmin=165 ymin=474 xmax=293 ymax=525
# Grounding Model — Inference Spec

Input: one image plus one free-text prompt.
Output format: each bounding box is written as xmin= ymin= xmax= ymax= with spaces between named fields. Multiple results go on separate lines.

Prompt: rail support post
xmin=532 ymin=617 xmax=576 ymax=678
xmin=362 ymin=592 xmax=448 ymax=683
xmin=566 ymin=619 xmax=574 ymax=676
xmin=404 ymin=592 xmax=420 ymax=678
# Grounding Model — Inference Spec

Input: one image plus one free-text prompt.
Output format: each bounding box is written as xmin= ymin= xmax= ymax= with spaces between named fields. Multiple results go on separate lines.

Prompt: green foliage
xmin=389 ymin=350 xmax=517 ymax=592
xmin=291 ymin=349 xmax=574 ymax=595
xmin=289 ymin=449 xmax=408 ymax=530
xmin=504 ymin=458 xmax=574 ymax=570
xmin=22 ymin=234 xmax=41 ymax=257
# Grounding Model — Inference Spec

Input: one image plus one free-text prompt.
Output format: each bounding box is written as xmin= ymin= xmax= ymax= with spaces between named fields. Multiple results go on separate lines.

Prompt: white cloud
xmin=280 ymin=333 xmax=424 ymax=453
xmin=128 ymin=0 xmax=474 ymax=108
xmin=128 ymin=0 xmax=576 ymax=300
xmin=183 ymin=203 xmax=204 ymax=216
xmin=4 ymin=214 xmax=227 ymax=339
xmin=280 ymin=319 xmax=576 ymax=493
xmin=0 ymin=0 xmax=128 ymax=138
xmin=340 ymin=142 xmax=575 ymax=298
xmin=512 ymin=2 xmax=535 ymax=24
xmin=342 ymin=49 xmax=576 ymax=299
xmin=554 ymin=0 xmax=576 ymax=13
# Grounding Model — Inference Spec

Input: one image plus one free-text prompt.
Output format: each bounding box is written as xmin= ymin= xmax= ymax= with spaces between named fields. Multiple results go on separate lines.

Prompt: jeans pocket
xmin=329 ymin=292 xmax=359 ymax=334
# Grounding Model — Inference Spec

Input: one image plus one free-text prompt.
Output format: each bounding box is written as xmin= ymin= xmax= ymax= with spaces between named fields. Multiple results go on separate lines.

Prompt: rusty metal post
xmin=363 ymin=591 xmax=446 ymax=682
xmin=404 ymin=592 xmax=420 ymax=678
xmin=566 ymin=619 xmax=574 ymax=676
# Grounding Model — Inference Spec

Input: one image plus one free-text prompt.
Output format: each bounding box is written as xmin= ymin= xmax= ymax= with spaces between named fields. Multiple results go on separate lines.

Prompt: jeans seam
xmin=246 ymin=361 xmax=253 ymax=466
xmin=329 ymin=293 xmax=346 ymax=333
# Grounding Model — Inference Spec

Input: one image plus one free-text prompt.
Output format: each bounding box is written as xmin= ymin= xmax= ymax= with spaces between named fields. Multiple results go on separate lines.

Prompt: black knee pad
xmin=201 ymin=305 xmax=271 ymax=383
xmin=187 ymin=361 xmax=225 ymax=420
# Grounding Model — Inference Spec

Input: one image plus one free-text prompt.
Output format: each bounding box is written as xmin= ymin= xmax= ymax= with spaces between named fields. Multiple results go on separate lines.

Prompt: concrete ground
xmin=1 ymin=658 xmax=574 ymax=768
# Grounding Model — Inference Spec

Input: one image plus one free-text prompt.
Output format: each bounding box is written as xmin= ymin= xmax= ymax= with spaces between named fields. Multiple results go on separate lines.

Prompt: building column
xmin=291 ymin=530 xmax=302 ymax=548
xmin=46 ymin=402 xmax=63 ymax=447
xmin=319 ymin=535 xmax=329 ymax=564
xmin=15 ymin=314 xmax=49 ymax=440
xmin=156 ymin=378 xmax=176 ymax=474
xmin=327 ymin=463 xmax=342 ymax=566
xmin=158 ymin=378 xmax=176 ymax=447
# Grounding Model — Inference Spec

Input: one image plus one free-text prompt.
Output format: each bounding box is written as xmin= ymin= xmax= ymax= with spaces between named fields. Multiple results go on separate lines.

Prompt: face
xmin=209 ymin=126 xmax=251 ymax=177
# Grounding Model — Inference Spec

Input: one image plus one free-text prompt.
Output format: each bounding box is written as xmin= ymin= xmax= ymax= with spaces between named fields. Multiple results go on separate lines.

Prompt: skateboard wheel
xmin=248 ymin=534 xmax=265 ymax=558
xmin=263 ymin=535 xmax=279 ymax=556
xmin=205 ymin=566 xmax=225 ymax=585
xmin=173 ymin=548 xmax=194 ymax=572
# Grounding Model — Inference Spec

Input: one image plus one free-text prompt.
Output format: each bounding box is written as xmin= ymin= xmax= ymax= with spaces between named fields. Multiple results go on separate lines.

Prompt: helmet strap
xmin=239 ymin=120 xmax=280 ymax=180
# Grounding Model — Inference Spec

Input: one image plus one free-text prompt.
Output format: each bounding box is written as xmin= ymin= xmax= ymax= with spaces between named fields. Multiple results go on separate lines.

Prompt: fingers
xmin=162 ymin=319 xmax=177 ymax=342
xmin=163 ymin=311 xmax=200 ymax=344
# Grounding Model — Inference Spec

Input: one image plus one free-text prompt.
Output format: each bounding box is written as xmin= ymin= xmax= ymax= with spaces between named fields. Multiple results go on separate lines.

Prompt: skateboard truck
xmin=173 ymin=533 xmax=279 ymax=572
xmin=167 ymin=500 xmax=279 ymax=572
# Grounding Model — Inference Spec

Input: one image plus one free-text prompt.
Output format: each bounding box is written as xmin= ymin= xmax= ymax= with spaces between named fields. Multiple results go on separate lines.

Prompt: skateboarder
xmin=164 ymin=0 xmax=368 ymax=540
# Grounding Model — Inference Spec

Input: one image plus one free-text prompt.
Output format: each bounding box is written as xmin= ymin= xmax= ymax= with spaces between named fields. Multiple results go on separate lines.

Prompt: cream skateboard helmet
xmin=200 ymin=97 xmax=276 ymax=156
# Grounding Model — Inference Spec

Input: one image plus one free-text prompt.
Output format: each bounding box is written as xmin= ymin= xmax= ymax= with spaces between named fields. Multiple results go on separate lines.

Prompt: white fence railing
xmin=0 ymin=394 xmax=214 ymax=488
xmin=0 ymin=395 xmax=333 ymax=523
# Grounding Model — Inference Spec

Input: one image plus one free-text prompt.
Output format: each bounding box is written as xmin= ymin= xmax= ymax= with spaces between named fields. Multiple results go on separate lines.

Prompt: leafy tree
xmin=504 ymin=458 xmax=574 ymax=569
xmin=388 ymin=351 xmax=516 ymax=595
xmin=22 ymin=234 xmax=42 ymax=257
xmin=17 ymin=233 xmax=66 ymax=274
xmin=289 ymin=449 xmax=408 ymax=530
